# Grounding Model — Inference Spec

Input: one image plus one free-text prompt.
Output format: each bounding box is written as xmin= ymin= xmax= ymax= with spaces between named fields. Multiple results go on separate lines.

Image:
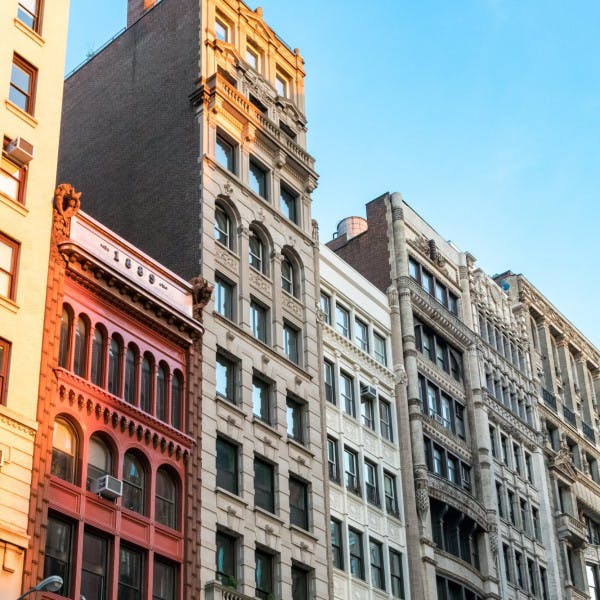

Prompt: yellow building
xmin=0 ymin=1 xmax=70 ymax=596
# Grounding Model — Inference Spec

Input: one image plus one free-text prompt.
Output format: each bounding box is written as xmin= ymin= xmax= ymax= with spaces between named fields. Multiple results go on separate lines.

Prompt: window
xmin=58 ymin=306 xmax=72 ymax=368
xmin=246 ymin=45 xmax=259 ymax=70
xmin=344 ymin=447 xmax=360 ymax=495
xmin=156 ymin=363 xmax=167 ymax=422
xmin=331 ymin=518 xmax=344 ymax=569
xmin=124 ymin=345 xmax=137 ymax=404
xmin=327 ymin=437 xmax=340 ymax=482
xmin=170 ymin=370 xmax=183 ymax=429
xmin=216 ymin=352 xmax=236 ymax=403
xmin=418 ymin=375 xmax=464 ymax=437
xmin=155 ymin=467 xmax=177 ymax=529
xmin=140 ymin=354 xmax=153 ymax=413
xmin=215 ymin=18 xmax=228 ymax=41
xmin=355 ymin=319 xmax=369 ymax=351
xmin=588 ymin=564 xmax=599 ymax=600
xmin=348 ymin=528 xmax=364 ymax=580
xmin=216 ymin=437 xmax=238 ymax=494
xmin=9 ymin=55 xmax=36 ymax=114
xmin=108 ymin=336 xmax=122 ymax=396
xmin=500 ymin=434 xmax=509 ymax=466
xmin=0 ymin=338 xmax=10 ymax=404
xmin=254 ymin=457 xmax=275 ymax=513
xmin=489 ymin=426 xmax=497 ymax=458
xmin=380 ymin=399 xmax=393 ymax=441
xmin=286 ymin=395 xmax=304 ymax=444
xmin=335 ymin=304 xmax=350 ymax=338
xmin=249 ymin=231 xmax=266 ymax=273
xmin=275 ymin=73 xmax=287 ymax=97
xmin=216 ymin=134 xmax=236 ymax=173
xmin=384 ymin=472 xmax=399 ymax=517
xmin=507 ymin=490 xmax=515 ymax=524
xmin=215 ymin=205 xmax=233 ymax=249
xmin=323 ymin=359 xmax=335 ymax=403
xmin=255 ymin=549 xmax=274 ymax=600
xmin=17 ymin=0 xmax=42 ymax=32
xmin=281 ymin=256 xmax=295 ymax=296
xmin=250 ymin=300 xmax=268 ymax=343
xmin=292 ymin=564 xmax=310 ymax=600
xmin=280 ymin=185 xmax=298 ymax=224
xmin=423 ymin=437 xmax=472 ymax=491
xmin=44 ymin=515 xmax=72 ymax=593
xmin=369 ymin=539 xmax=385 ymax=590
xmin=153 ymin=558 xmax=176 ymax=600
xmin=360 ymin=393 xmax=374 ymax=429
xmin=289 ymin=475 xmax=309 ymax=530
xmin=1 ymin=151 xmax=25 ymax=204
xmin=525 ymin=452 xmax=534 ymax=484
xmin=364 ymin=461 xmax=379 ymax=506
xmin=283 ymin=322 xmax=299 ymax=364
xmin=215 ymin=275 xmax=234 ymax=319
xmin=496 ymin=482 xmax=504 ymax=518
xmin=408 ymin=257 xmax=459 ymax=315
xmin=123 ymin=452 xmax=145 ymax=515
xmin=320 ymin=292 xmax=331 ymax=325
xmin=389 ymin=549 xmax=405 ymax=598
xmin=414 ymin=320 xmax=462 ymax=380
xmin=532 ymin=506 xmax=541 ymax=541
xmin=216 ymin=531 xmax=236 ymax=587
xmin=73 ymin=316 xmax=88 ymax=378
xmin=373 ymin=332 xmax=387 ymax=365
xmin=118 ymin=545 xmax=144 ymax=600
xmin=86 ymin=435 xmax=111 ymax=490
xmin=81 ymin=531 xmax=109 ymax=600
xmin=249 ymin=158 xmax=267 ymax=199
xmin=252 ymin=375 xmax=270 ymax=423
xmin=340 ymin=372 xmax=355 ymax=417
xmin=515 ymin=551 xmax=525 ymax=588
xmin=513 ymin=443 xmax=522 ymax=475
xmin=51 ymin=418 xmax=77 ymax=483
xmin=90 ymin=327 xmax=105 ymax=387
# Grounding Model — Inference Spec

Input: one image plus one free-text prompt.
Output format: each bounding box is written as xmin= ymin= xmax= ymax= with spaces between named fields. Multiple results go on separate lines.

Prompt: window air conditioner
xmin=360 ymin=384 xmax=377 ymax=400
xmin=6 ymin=136 xmax=34 ymax=164
xmin=91 ymin=475 xmax=123 ymax=499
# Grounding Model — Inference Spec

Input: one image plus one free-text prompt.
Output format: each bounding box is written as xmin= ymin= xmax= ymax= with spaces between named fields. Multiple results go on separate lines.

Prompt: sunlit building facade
xmin=0 ymin=1 xmax=70 ymax=596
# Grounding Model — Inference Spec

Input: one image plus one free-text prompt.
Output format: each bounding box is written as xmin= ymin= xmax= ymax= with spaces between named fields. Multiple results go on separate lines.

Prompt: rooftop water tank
xmin=335 ymin=216 xmax=368 ymax=240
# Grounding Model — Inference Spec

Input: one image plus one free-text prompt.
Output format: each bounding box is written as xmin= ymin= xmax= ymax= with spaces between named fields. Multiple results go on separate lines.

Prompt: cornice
xmin=0 ymin=408 xmax=36 ymax=437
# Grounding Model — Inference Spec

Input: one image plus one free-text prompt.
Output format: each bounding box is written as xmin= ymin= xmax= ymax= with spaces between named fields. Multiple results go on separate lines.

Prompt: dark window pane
xmin=254 ymin=458 xmax=275 ymax=512
xmin=81 ymin=531 xmax=109 ymax=600
xmin=118 ymin=546 xmax=143 ymax=600
xmin=216 ymin=437 xmax=238 ymax=494
xmin=153 ymin=558 xmax=176 ymax=600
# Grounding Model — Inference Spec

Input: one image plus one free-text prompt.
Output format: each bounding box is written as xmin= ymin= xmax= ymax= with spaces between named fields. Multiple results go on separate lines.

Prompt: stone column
xmin=556 ymin=337 xmax=577 ymax=411
xmin=536 ymin=318 xmax=558 ymax=395
xmin=575 ymin=356 xmax=594 ymax=425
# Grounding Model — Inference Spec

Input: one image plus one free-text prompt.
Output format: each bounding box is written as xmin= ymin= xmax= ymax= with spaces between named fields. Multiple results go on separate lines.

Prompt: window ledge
xmin=289 ymin=523 xmax=318 ymax=541
xmin=5 ymin=100 xmax=38 ymax=128
xmin=286 ymin=436 xmax=313 ymax=456
xmin=0 ymin=192 xmax=28 ymax=216
xmin=252 ymin=416 xmax=282 ymax=438
xmin=14 ymin=18 xmax=45 ymax=46
xmin=216 ymin=486 xmax=247 ymax=507
xmin=253 ymin=505 xmax=285 ymax=525
xmin=0 ymin=295 xmax=19 ymax=314
xmin=215 ymin=394 xmax=246 ymax=419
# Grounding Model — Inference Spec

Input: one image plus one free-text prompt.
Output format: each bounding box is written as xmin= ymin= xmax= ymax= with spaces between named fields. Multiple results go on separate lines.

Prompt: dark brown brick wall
xmin=326 ymin=194 xmax=392 ymax=293
xmin=57 ymin=0 xmax=201 ymax=279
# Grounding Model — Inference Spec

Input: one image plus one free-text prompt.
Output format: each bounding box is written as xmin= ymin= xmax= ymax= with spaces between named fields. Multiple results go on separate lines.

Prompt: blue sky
xmin=65 ymin=0 xmax=600 ymax=347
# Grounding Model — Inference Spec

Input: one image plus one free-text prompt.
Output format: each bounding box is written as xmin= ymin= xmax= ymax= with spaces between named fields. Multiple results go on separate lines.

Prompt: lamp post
xmin=15 ymin=575 xmax=63 ymax=600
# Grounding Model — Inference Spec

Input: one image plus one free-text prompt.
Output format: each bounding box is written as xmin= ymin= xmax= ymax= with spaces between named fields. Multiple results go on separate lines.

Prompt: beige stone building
xmin=319 ymin=242 xmax=409 ymax=599
xmin=0 ymin=1 xmax=70 ymax=596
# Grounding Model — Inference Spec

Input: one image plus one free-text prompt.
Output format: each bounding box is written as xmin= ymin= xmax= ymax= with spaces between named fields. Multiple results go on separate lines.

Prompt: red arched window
xmin=141 ymin=354 xmax=153 ymax=413
xmin=86 ymin=434 xmax=113 ymax=490
xmin=90 ymin=327 xmax=106 ymax=387
xmin=51 ymin=417 xmax=78 ymax=484
xmin=156 ymin=363 xmax=168 ymax=422
xmin=108 ymin=335 xmax=123 ymax=396
xmin=122 ymin=451 xmax=146 ymax=515
xmin=155 ymin=466 xmax=179 ymax=529
xmin=73 ymin=316 xmax=89 ymax=377
xmin=124 ymin=344 xmax=138 ymax=404
xmin=58 ymin=306 xmax=72 ymax=368
xmin=171 ymin=370 xmax=183 ymax=430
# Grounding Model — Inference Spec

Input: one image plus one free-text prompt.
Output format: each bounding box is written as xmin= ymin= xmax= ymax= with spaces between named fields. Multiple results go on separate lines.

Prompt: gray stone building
xmin=57 ymin=1 xmax=328 ymax=599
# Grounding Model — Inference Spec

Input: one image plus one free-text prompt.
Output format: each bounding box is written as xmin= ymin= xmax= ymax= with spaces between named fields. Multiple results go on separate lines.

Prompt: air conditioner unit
xmin=91 ymin=475 xmax=123 ymax=499
xmin=360 ymin=384 xmax=377 ymax=400
xmin=6 ymin=136 xmax=34 ymax=164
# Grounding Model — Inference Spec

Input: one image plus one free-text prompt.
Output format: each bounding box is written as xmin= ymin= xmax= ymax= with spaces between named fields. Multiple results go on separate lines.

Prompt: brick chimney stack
xmin=127 ymin=0 xmax=158 ymax=27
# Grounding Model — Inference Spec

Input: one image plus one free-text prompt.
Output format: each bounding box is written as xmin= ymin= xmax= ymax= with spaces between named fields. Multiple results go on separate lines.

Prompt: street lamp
xmin=16 ymin=575 xmax=63 ymax=600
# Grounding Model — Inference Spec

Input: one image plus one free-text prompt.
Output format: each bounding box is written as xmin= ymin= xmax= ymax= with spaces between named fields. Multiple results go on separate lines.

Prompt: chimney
xmin=127 ymin=0 xmax=158 ymax=27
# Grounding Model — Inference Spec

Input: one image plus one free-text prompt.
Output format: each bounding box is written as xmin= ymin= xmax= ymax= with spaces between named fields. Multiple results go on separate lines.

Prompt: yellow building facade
xmin=0 ymin=1 xmax=70 ymax=596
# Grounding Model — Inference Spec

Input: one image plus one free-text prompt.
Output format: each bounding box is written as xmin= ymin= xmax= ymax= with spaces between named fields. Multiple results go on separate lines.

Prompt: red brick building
xmin=24 ymin=184 xmax=210 ymax=599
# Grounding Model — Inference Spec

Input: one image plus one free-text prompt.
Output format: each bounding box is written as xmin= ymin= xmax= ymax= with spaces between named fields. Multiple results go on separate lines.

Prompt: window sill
xmin=215 ymin=394 xmax=246 ymax=418
xmin=0 ymin=295 xmax=19 ymax=314
xmin=5 ymin=100 xmax=38 ymax=128
xmin=289 ymin=523 xmax=318 ymax=541
xmin=216 ymin=486 xmax=247 ymax=507
xmin=14 ymin=18 xmax=45 ymax=46
xmin=286 ymin=436 xmax=313 ymax=456
xmin=254 ymin=505 xmax=284 ymax=525
xmin=252 ymin=416 xmax=282 ymax=438
xmin=0 ymin=192 xmax=28 ymax=216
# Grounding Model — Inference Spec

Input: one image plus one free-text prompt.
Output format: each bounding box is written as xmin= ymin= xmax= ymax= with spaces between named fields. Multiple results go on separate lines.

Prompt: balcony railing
xmin=582 ymin=421 xmax=596 ymax=443
xmin=563 ymin=405 xmax=577 ymax=428
xmin=542 ymin=387 xmax=557 ymax=411
xmin=205 ymin=581 xmax=254 ymax=600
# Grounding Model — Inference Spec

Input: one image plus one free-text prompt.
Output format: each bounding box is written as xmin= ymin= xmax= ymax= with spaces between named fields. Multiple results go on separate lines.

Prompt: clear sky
xmin=65 ymin=0 xmax=600 ymax=348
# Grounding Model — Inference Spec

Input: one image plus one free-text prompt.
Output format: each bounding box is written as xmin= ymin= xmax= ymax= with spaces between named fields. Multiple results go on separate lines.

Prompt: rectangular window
xmin=291 ymin=564 xmax=310 ymax=600
xmin=289 ymin=475 xmax=309 ymax=530
xmin=532 ymin=506 xmax=541 ymax=540
xmin=246 ymin=46 xmax=259 ymax=70
xmin=153 ymin=557 xmax=176 ymax=600
xmin=340 ymin=372 xmax=355 ymax=417
xmin=249 ymin=158 xmax=267 ymax=199
xmin=348 ymin=528 xmax=364 ymax=580
xmin=503 ymin=544 xmax=512 ymax=583
xmin=500 ymin=434 xmax=509 ymax=466
xmin=373 ymin=332 xmax=387 ymax=365
xmin=364 ymin=461 xmax=379 ymax=506
xmin=355 ymin=319 xmax=369 ymax=351
xmin=525 ymin=452 xmax=534 ymax=484
xmin=9 ymin=55 xmax=37 ymax=114
xmin=323 ymin=359 xmax=335 ymax=403
xmin=17 ymin=0 xmax=42 ymax=32
xmin=216 ymin=437 xmax=238 ymax=494
xmin=330 ymin=518 xmax=344 ymax=570
xmin=44 ymin=515 xmax=73 ymax=593
xmin=214 ymin=275 xmax=234 ymax=319
xmin=513 ymin=443 xmax=522 ymax=475
xmin=280 ymin=185 xmax=298 ymax=224
xmin=335 ymin=304 xmax=350 ymax=338
xmin=215 ymin=18 xmax=228 ymax=41
xmin=515 ymin=551 xmax=524 ymax=588
xmin=118 ymin=545 xmax=144 ymax=600
xmin=360 ymin=393 xmax=374 ymax=429
xmin=254 ymin=457 xmax=275 ymax=513
xmin=384 ymin=472 xmax=399 ymax=517
xmin=0 ymin=233 xmax=19 ymax=300
xmin=369 ymin=539 xmax=385 ymax=590
xmin=216 ymin=352 xmax=236 ymax=403
xmin=320 ymin=292 xmax=331 ymax=325
xmin=507 ymin=490 xmax=516 ymax=524
xmin=216 ymin=133 xmax=236 ymax=173
xmin=81 ymin=531 xmax=109 ymax=600
xmin=489 ymin=426 xmax=497 ymax=458
xmin=0 ymin=338 xmax=10 ymax=405
xmin=380 ymin=398 xmax=393 ymax=442
xmin=327 ymin=437 xmax=340 ymax=483
xmin=520 ymin=498 xmax=529 ymax=534
xmin=252 ymin=375 xmax=270 ymax=423
xmin=344 ymin=447 xmax=360 ymax=495
xmin=389 ymin=549 xmax=405 ymax=598
xmin=255 ymin=549 xmax=274 ymax=600
xmin=283 ymin=322 xmax=300 ymax=364
xmin=1 ymin=151 xmax=26 ymax=205
xmin=216 ymin=532 xmax=236 ymax=587
xmin=275 ymin=73 xmax=287 ymax=97
xmin=250 ymin=299 xmax=268 ymax=343
xmin=286 ymin=395 xmax=304 ymax=444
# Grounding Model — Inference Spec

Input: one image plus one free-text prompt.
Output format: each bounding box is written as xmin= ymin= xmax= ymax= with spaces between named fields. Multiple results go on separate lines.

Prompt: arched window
xmin=171 ymin=370 xmax=183 ymax=429
xmin=90 ymin=327 xmax=105 ymax=387
xmin=73 ymin=317 xmax=89 ymax=377
xmin=86 ymin=434 xmax=112 ymax=490
xmin=141 ymin=354 xmax=153 ymax=413
xmin=281 ymin=256 xmax=294 ymax=296
xmin=51 ymin=418 xmax=77 ymax=483
xmin=155 ymin=467 xmax=178 ymax=529
xmin=122 ymin=451 xmax=145 ymax=515
xmin=249 ymin=231 xmax=265 ymax=274
xmin=108 ymin=335 xmax=123 ymax=396
xmin=58 ymin=306 xmax=72 ymax=368
xmin=124 ymin=344 xmax=137 ymax=404
xmin=215 ymin=205 xmax=232 ymax=250
xmin=156 ymin=363 xmax=168 ymax=422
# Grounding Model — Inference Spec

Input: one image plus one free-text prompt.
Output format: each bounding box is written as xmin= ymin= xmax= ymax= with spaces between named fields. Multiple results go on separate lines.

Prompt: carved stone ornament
xmin=415 ymin=482 xmax=430 ymax=520
xmin=222 ymin=182 xmax=234 ymax=198
xmin=53 ymin=183 xmax=82 ymax=241
xmin=190 ymin=276 xmax=214 ymax=320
